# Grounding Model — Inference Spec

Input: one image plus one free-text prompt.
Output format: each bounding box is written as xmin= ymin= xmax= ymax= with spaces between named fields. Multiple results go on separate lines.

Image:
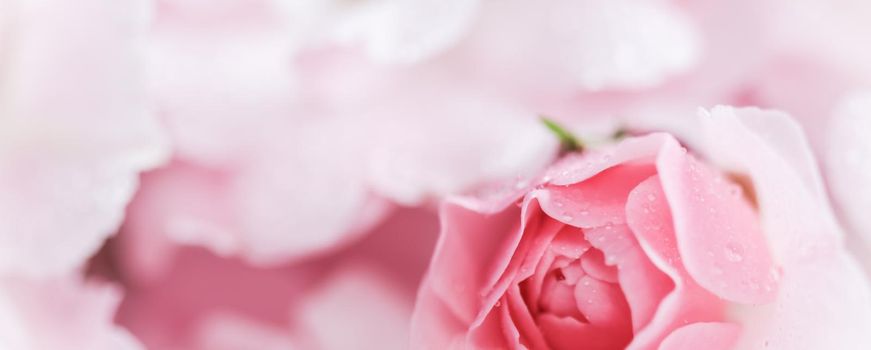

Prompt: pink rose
xmin=412 ymin=107 xmax=871 ymax=349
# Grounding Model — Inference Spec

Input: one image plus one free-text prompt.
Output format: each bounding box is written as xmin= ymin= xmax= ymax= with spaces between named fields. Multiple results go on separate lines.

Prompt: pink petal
xmin=192 ymin=313 xmax=296 ymax=350
xmin=580 ymin=249 xmax=618 ymax=283
xmin=545 ymin=134 xmax=669 ymax=186
xmin=540 ymin=274 xmax=585 ymax=321
xmin=410 ymin=280 xmax=467 ymax=350
xmin=298 ymin=266 xmax=413 ymax=350
xmin=659 ymin=322 xmax=740 ymax=350
xmin=537 ymin=313 xmax=626 ymax=350
xmin=698 ymin=107 xmax=871 ymax=348
xmin=503 ymin=285 xmax=549 ymax=350
xmin=698 ymin=107 xmax=841 ymax=261
xmin=584 ymin=225 xmax=671 ymax=332
xmin=574 ymin=276 xmax=631 ymax=333
xmin=540 ymin=163 xmax=657 ymax=228
xmin=536 ymin=314 xmax=586 ymax=350
xmin=730 ymin=256 xmax=871 ymax=349
xmin=625 ymin=177 xmax=726 ymax=350
xmin=418 ymin=199 xmax=523 ymax=325
xmin=118 ymin=162 xmax=234 ymax=285
xmin=116 ymin=248 xmax=314 ymax=350
xmin=656 ymin=138 xmax=778 ymax=304
xmin=548 ymin=226 xmax=592 ymax=260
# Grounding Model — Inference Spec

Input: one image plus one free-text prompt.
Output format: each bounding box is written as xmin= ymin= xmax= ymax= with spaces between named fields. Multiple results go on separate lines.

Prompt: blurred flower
xmin=826 ymin=92 xmax=871 ymax=266
xmin=116 ymin=207 xmax=439 ymax=350
xmin=0 ymin=0 xmax=167 ymax=278
xmin=139 ymin=0 xmax=557 ymax=267
xmin=0 ymin=276 xmax=142 ymax=350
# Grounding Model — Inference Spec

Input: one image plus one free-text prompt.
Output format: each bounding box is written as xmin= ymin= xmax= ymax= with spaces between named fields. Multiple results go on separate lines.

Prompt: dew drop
xmin=563 ymin=215 xmax=574 ymax=222
xmin=769 ymin=267 xmax=783 ymax=282
xmin=495 ymin=300 xmax=502 ymax=307
xmin=725 ymin=243 xmax=745 ymax=263
xmin=749 ymin=281 xmax=760 ymax=290
xmin=580 ymin=210 xmax=589 ymax=216
xmin=646 ymin=194 xmax=656 ymax=202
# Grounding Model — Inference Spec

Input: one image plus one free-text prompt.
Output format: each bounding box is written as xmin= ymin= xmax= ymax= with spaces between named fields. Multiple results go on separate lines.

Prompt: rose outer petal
xmin=700 ymin=106 xmax=871 ymax=349
xmin=625 ymin=176 xmax=726 ymax=350
xmin=656 ymin=138 xmax=778 ymax=304
xmin=540 ymin=163 xmax=657 ymax=228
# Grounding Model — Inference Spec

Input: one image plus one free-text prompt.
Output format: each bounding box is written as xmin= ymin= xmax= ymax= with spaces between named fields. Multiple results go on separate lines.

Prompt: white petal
xmin=0 ymin=276 xmax=143 ymax=350
xmin=0 ymin=0 xmax=168 ymax=277
xmin=826 ymin=92 xmax=871 ymax=247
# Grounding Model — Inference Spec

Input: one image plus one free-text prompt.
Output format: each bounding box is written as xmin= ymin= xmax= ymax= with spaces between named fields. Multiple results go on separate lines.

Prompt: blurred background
xmin=1 ymin=0 xmax=871 ymax=349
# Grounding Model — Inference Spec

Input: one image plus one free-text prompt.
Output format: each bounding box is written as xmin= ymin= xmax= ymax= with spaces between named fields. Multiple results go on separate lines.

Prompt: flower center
xmin=517 ymin=224 xmax=634 ymax=350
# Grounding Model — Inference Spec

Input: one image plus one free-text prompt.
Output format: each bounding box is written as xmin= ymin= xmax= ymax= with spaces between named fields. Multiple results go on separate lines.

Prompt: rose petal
xmin=537 ymin=313 xmax=625 ymax=350
xmin=625 ymin=177 xmax=726 ymax=350
xmin=729 ymin=256 xmax=871 ymax=349
xmin=699 ymin=106 xmax=871 ymax=348
xmin=659 ymin=322 xmax=740 ymax=350
xmin=423 ymin=199 xmax=523 ymax=325
xmin=540 ymin=163 xmax=657 ymax=228
xmin=579 ymin=249 xmax=619 ymax=284
xmin=584 ymin=224 xmax=672 ymax=333
xmin=657 ymin=137 xmax=778 ymax=304
xmin=298 ymin=266 xmax=412 ymax=350
xmin=699 ymin=106 xmax=841 ymax=261
xmin=502 ymin=284 xmax=549 ymax=350
xmin=192 ymin=313 xmax=297 ymax=350
xmin=574 ymin=276 xmax=631 ymax=334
